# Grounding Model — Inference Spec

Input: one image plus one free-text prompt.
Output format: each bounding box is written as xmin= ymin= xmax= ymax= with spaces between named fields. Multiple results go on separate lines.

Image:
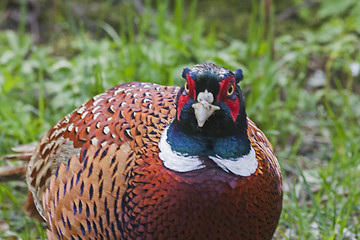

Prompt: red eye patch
xmin=186 ymin=74 xmax=196 ymax=99
xmin=218 ymin=77 xmax=239 ymax=122
xmin=177 ymin=75 xmax=195 ymax=121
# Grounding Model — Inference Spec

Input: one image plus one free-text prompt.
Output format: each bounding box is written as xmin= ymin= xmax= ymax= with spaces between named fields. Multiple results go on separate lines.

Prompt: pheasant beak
xmin=192 ymin=90 xmax=220 ymax=127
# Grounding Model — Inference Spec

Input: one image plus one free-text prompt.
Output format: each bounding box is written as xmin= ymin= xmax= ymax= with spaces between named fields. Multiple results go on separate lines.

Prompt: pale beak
xmin=192 ymin=90 xmax=220 ymax=127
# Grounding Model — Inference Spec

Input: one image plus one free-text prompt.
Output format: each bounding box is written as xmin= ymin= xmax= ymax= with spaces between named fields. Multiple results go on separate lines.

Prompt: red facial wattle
xmin=218 ymin=77 xmax=240 ymax=122
xmin=177 ymin=74 xmax=195 ymax=121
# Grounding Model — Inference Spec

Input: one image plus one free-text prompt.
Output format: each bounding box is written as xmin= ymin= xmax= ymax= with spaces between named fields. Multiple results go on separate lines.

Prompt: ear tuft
xmin=234 ymin=69 xmax=244 ymax=83
xmin=182 ymin=68 xmax=191 ymax=79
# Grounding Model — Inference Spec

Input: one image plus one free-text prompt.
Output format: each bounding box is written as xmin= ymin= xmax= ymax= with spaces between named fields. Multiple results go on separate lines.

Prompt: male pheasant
xmin=25 ymin=63 xmax=282 ymax=239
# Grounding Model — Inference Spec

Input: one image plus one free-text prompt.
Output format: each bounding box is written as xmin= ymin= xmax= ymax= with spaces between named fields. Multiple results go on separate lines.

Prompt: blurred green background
xmin=0 ymin=0 xmax=360 ymax=239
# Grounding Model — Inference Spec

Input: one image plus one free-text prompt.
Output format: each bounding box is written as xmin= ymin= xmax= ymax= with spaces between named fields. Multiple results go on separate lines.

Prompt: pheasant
xmin=24 ymin=63 xmax=282 ymax=239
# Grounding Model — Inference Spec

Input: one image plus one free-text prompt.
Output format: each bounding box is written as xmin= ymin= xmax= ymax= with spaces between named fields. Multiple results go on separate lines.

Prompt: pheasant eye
xmin=184 ymin=82 xmax=189 ymax=93
xmin=227 ymin=84 xmax=234 ymax=96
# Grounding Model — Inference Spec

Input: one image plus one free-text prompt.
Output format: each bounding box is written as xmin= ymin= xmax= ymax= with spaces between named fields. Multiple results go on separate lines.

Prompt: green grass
xmin=1 ymin=0 xmax=360 ymax=239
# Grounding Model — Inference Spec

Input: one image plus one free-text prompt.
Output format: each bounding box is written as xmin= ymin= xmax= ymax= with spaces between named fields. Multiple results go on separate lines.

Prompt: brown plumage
xmin=25 ymin=63 xmax=282 ymax=239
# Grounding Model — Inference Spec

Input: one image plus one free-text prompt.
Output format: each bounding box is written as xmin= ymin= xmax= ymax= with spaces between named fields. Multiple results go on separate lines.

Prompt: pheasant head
xmin=159 ymin=63 xmax=257 ymax=176
xmin=177 ymin=63 xmax=245 ymax=134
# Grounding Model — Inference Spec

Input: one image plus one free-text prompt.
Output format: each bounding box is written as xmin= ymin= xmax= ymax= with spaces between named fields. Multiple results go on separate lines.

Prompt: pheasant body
xmin=26 ymin=64 xmax=282 ymax=239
